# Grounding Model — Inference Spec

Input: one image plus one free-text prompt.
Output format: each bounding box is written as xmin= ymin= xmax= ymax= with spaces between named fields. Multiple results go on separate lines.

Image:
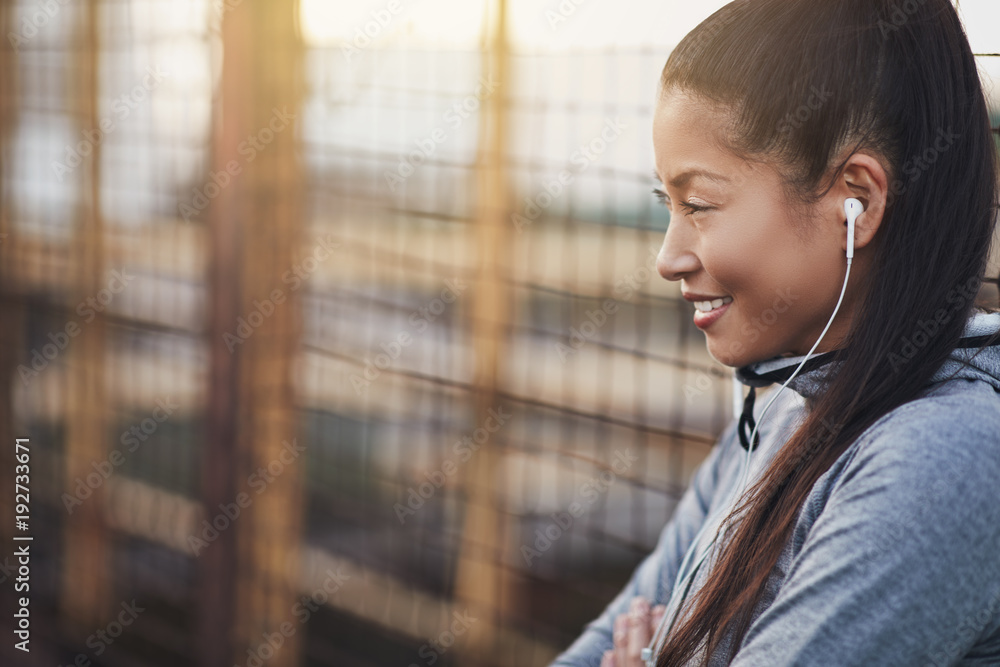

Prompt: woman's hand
xmin=600 ymin=597 xmax=667 ymax=667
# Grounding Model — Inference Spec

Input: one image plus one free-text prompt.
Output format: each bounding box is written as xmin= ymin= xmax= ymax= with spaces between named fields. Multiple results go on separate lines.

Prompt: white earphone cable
xmin=642 ymin=256 xmax=853 ymax=666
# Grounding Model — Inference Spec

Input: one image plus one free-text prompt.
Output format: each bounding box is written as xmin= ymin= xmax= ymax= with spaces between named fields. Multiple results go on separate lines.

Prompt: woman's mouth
xmin=692 ymin=296 xmax=733 ymax=329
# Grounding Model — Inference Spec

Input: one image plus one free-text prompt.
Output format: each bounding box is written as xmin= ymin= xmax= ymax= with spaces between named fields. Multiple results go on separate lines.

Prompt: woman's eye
xmin=679 ymin=201 xmax=712 ymax=214
xmin=652 ymin=188 xmax=713 ymax=215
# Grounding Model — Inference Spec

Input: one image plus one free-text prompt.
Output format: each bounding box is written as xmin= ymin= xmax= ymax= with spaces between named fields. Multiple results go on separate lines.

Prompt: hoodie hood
xmin=731 ymin=310 xmax=1000 ymax=450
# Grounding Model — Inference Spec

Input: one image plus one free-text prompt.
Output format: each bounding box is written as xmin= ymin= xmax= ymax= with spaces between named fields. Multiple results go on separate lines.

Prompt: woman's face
xmin=653 ymin=91 xmax=854 ymax=367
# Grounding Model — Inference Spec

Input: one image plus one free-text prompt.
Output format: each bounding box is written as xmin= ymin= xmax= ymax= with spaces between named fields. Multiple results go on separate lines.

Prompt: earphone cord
xmin=642 ymin=257 xmax=853 ymax=667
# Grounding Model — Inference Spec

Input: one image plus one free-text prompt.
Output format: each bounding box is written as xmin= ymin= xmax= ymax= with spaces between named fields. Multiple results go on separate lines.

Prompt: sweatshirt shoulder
xmin=738 ymin=380 xmax=1000 ymax=667
xmin=847 ymin=380 xmax=1000 ymax=482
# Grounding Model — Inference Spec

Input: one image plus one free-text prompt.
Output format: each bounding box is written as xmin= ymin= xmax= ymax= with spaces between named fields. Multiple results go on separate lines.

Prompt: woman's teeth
xmin=694 ymin=297 xmax=733 ymax=313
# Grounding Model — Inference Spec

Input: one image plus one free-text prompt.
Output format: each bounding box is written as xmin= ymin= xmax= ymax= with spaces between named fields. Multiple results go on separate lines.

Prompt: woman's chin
xmin=705 ymin=336 xmax=777 ymax=369
xmin=705 ymin=338 xmax=748 ymax=368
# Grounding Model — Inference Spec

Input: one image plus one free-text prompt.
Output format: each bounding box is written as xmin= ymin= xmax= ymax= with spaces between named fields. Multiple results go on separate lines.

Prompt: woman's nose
xmin=656 ymin=220 xmax=700 ymax=282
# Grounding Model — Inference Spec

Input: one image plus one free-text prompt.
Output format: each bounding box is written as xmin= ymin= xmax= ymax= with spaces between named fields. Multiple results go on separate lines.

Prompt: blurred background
xmin=0 ymin=1 xmax=998 ymax=665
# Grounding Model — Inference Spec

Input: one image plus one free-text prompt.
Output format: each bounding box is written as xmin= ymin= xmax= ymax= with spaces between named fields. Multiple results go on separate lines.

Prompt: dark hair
xmin=655 ymin=0 xmax=999 ymax=664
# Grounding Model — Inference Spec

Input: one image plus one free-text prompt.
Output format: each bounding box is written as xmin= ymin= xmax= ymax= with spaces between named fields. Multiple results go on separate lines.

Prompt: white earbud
xmin=844 ymin=198 xmax=862 ymax=260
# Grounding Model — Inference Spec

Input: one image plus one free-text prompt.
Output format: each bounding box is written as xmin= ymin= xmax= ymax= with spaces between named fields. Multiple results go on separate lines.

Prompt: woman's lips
xmin=693 ymin=299 xmax=732 ymax=329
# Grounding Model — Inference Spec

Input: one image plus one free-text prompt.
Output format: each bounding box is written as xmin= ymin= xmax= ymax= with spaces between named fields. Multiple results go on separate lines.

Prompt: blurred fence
xmin=0 ymin=1 xmax=998 ymax=666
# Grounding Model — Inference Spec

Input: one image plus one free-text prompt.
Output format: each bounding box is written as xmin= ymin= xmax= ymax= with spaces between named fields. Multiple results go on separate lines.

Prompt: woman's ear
xmin=835 ymin=151 xmax=889 ymax=252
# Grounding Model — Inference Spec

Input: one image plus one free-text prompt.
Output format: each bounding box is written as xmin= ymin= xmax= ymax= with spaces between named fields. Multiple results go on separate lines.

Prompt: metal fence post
xmin=199 ymin=1 xmax=305 ymax=666
xmin=60 ymin=0 xmax=110 ymax=636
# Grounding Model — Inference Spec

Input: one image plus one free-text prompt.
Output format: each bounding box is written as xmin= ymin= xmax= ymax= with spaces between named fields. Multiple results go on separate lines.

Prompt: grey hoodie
xmin=552 ymin=310 xmax=1000 ymax=666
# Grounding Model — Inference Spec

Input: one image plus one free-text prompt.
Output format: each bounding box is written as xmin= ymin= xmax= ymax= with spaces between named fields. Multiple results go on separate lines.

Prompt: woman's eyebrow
xmin=651 ymin=168 xmax=730 ymax=188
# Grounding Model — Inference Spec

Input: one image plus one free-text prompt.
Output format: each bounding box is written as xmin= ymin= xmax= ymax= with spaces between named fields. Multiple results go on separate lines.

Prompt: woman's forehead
xmin=654 ymin=96 xmax=745 ymax=182
xmin=654 ymin=92 xmax=787 ymax=191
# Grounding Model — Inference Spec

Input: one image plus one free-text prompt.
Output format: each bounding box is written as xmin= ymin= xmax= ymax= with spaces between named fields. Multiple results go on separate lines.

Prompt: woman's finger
xmin=601 ymin=648 xmax=616 ymax=667
xmin=639 ymin=603 xmax=667 ymax=662
xmin=613 ymin=612 xmax=629 ymax=666
xmin=650 ymin=604 xmax=667 ymax=635
xmin=626 ymin=597 xmax=652 ymax=663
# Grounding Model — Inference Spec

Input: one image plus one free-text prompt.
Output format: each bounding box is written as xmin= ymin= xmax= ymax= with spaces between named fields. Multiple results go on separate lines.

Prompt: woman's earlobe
xmin=838 ymin=151 xmax=890 ymax=248
xmin=852 ymin=197 xmax=886 ymax=250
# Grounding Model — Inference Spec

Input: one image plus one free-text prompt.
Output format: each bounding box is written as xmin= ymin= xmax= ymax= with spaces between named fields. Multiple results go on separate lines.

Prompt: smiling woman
xmin=650 ymin=91 xmax=884 ymax=367
xmin=551 ymin=0 xmax=1000 ymax=666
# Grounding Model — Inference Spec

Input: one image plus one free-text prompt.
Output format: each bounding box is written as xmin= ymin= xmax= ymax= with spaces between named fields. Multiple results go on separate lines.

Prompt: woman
xmin=552 ymin=0 xmax=1000 ymax=665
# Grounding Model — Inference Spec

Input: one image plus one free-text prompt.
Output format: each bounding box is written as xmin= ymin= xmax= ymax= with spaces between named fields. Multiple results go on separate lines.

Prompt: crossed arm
xmin=552 ymin=396 xmax=1000 ymax=667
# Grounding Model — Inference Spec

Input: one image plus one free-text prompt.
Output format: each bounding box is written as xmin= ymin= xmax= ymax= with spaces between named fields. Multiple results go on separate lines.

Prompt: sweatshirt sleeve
xmin=549 ymin=422 xmax=736 ymax=667
xmin=731 ymin=394 xmax=1000 ymax=667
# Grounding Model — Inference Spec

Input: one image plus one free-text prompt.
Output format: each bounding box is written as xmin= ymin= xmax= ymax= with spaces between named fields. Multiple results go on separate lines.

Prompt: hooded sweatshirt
xmin=551 ymin=309 xmax=1000 ymax=667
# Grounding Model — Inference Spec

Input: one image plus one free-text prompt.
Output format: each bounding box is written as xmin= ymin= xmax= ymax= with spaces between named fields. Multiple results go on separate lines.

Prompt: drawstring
xmin=738 ymin=387 xmax=759 ymax=452
xmin=736 ymin=351 xmax=841 ymax=452
xmin=736 ymin=331 xmax=998 ymax=452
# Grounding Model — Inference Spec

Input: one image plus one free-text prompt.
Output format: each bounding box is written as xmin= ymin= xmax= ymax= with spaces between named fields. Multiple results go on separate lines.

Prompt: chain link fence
xmin=0 ymin=1 xmax=997 ymax=666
